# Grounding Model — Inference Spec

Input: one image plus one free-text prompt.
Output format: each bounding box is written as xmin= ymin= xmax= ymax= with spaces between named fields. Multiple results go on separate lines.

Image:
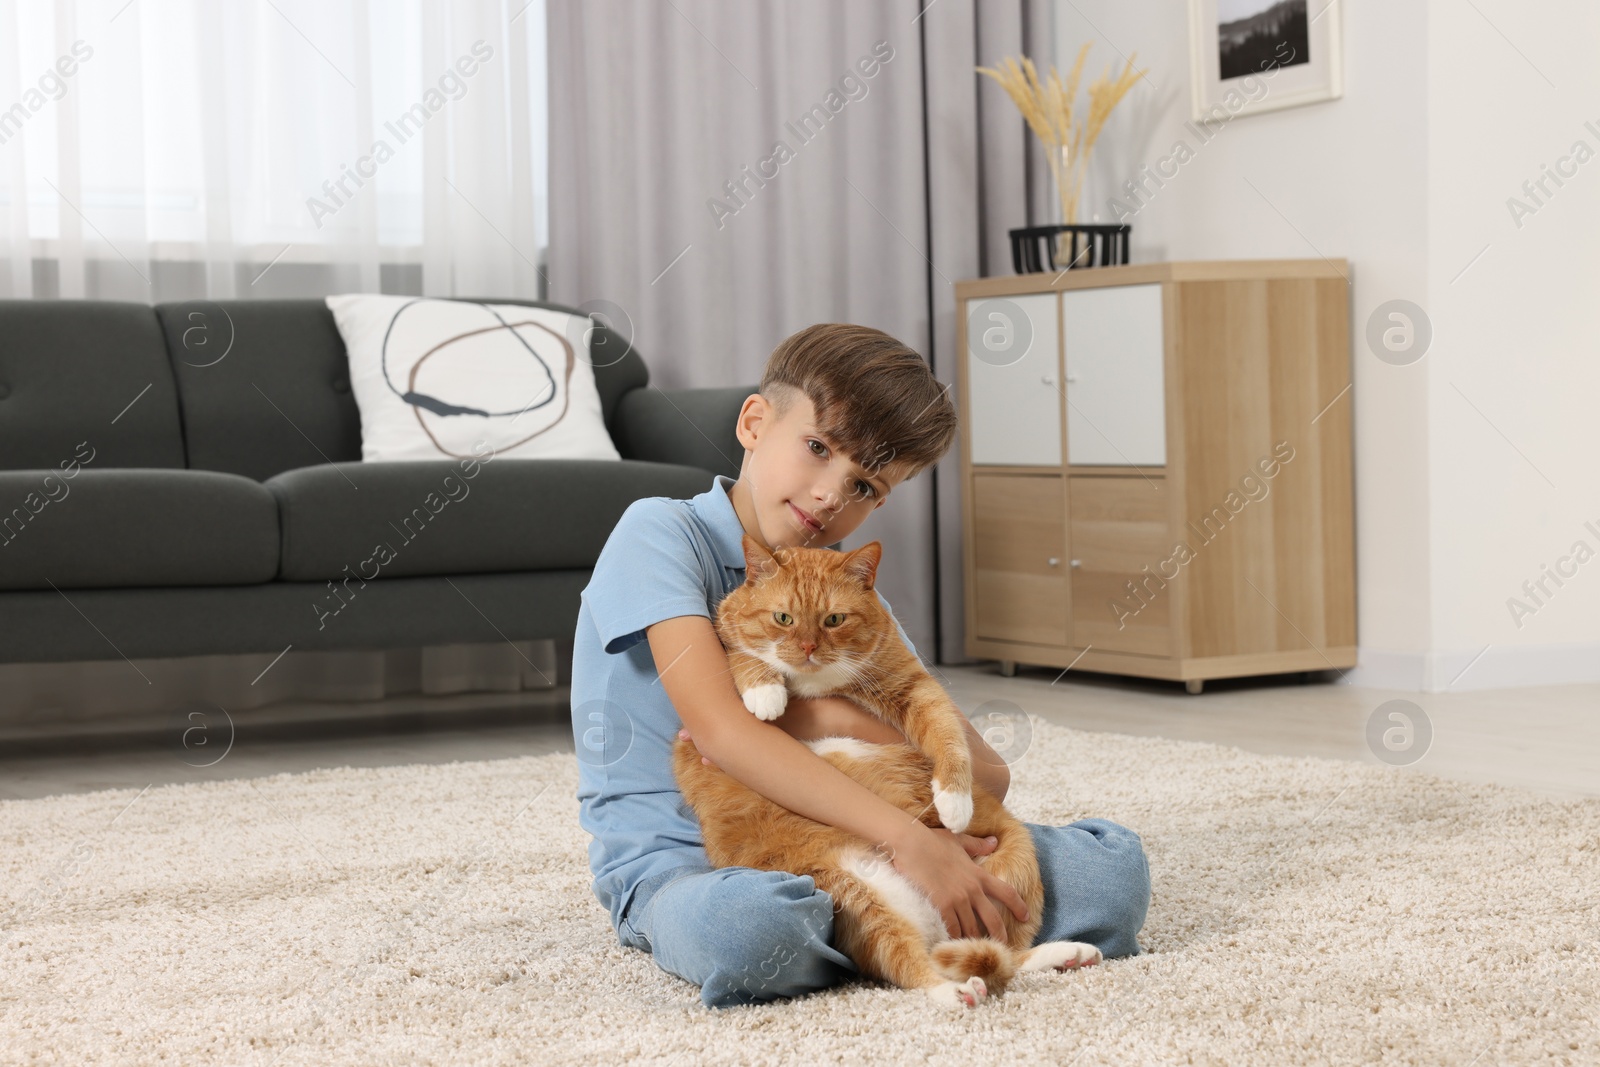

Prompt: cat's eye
xmin=773 ymin=611 xmax=794 ymax=626
xmin=823 ymin=613 xmax=846 ymax=627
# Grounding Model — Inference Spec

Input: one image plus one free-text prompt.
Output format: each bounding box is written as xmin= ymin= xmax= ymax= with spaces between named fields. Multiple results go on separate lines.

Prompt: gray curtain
xmin=548 ymin=0 xmax=1049 ymax=665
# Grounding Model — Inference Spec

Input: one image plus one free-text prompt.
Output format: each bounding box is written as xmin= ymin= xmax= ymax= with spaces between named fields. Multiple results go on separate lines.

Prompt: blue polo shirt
xmin=570 ymin=473 xmax=919 ymax=933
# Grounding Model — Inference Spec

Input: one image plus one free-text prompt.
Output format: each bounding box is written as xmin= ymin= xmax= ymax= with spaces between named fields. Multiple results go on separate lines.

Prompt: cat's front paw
xmin=930 ymin=779 xmax=974 ymax=834
xmin=742 ymin=683 xmax=789 ymax=721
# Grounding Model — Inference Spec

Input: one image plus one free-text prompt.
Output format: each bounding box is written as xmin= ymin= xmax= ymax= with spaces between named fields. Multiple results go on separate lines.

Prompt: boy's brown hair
xmin=758 ymin=324 xmax=957 ymax=486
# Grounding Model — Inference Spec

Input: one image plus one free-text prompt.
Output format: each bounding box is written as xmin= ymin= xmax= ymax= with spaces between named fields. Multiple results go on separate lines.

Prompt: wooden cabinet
xmin=1061 ymin=284 xmax=1166 ymax=467
xmin=966 ymin=292 xmax=1061 ymax=466
xmin=1068 ymin=474 xmax=1171 ymax=657
xmin=956 ymin=261 xmax=1357 ymax=691
xmin=970 ymin=472 xmax=1068 ymax=647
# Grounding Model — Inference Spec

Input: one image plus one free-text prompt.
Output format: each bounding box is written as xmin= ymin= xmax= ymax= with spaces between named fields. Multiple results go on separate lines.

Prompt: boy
xmin=571 ymin=324 xmax=1150 ymax=1008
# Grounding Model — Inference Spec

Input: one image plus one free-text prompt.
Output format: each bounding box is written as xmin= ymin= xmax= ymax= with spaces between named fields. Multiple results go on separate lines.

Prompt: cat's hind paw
xmin=1020 ymin=941 xmax=1102 ymax=973
xmin=926 ymin=975 xmax=988 ymax=1008
xmin=742 ymin=683 xmax=788 ymax=721
xmin=930 ymin=779 xmax=974 ymax=834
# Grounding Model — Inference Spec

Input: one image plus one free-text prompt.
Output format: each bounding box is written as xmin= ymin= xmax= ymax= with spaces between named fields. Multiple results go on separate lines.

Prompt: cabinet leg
xmin=1185 ymin=678 xmax=1204 ymax=695
xmin=998 ymin=659 xmax=1018 ymax=678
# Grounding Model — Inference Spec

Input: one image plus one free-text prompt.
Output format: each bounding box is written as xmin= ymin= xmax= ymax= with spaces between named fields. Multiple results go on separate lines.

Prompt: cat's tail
xmin=930 ymin=938 xmax=1020 ymax=994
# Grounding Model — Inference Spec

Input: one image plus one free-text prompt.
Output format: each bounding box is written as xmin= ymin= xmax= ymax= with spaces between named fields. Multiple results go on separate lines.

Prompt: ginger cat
xmin=672 ymin=535 xmax=1101 ymax=1007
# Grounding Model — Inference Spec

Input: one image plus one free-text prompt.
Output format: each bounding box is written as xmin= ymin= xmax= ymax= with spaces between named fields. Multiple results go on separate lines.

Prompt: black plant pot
xmin=1009 ymin=224 xmax=1131 ymax=273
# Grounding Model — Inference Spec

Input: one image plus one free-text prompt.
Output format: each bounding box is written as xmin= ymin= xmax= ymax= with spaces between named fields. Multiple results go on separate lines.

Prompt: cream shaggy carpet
xmin=3 ymin=719 xmax=1597 ymax=1066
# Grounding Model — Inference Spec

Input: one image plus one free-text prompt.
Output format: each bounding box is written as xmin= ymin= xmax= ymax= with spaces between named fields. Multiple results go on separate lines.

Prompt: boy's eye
xmin=823 ymin=613 xmax=846 ymax=627
xmin=773 ymin=611 xmax=794 ymax=626
xmin=808 ymin=438 xmax=875 ymax=500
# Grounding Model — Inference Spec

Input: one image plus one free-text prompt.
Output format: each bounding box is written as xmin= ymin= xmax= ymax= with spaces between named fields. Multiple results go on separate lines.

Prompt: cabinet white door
xmin=965 ymin=292 xmax=1061 ymax=466
xmin=1062 ymin=284 xmax=1166 ymax=467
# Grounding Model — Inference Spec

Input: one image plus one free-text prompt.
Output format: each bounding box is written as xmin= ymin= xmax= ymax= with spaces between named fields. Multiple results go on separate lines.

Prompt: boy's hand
xmin=888 ymin=822 xmax=1030 ymax=940
xmin=941 ymin=827 xmax=1002 ymax=860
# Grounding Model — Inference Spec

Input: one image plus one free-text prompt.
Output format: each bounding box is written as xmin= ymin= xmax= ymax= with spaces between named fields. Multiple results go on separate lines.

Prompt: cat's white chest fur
xmin=738 ymin=647 xmax=858 ymax=720
xmin=739 ymin=663 xmax=854 ymax=720
xmin=786 ymin=661 xmax=855 ymax=698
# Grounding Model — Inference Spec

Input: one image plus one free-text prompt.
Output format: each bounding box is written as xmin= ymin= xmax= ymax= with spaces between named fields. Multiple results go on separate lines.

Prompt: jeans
xmin=615 ymin=818 xmax=1151 ymax=1009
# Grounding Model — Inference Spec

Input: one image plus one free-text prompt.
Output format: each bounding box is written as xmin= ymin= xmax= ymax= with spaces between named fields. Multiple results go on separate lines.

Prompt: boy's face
xmin=730 ymin=390 xmax=905 ymax=551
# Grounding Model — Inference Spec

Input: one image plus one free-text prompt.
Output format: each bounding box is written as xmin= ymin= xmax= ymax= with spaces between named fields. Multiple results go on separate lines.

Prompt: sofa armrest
xmin=612 ymin=385 xmax=753 ymax=479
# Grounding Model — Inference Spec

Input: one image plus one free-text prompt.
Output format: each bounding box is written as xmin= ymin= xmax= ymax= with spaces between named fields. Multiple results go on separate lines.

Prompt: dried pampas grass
xmin=977 ymin=45 xmax=1146 ymax=229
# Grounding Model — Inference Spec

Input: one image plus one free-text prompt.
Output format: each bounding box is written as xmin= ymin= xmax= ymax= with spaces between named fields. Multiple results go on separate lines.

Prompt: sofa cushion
xmin=454 ymin=297 xmax=648 ymax=432
xmin=0 ymin=469 xmax=279 ymax=591
xmin=152 ymin=300 xmax=364 ymax=482
xmin=0 ymin=300 xmax=187 ymax=471
xmin=265 ymin=457 xmax=716 ymax=582
xmin=152 ymin=297 xmax=651 ymax=482
xmin=323 ymin=294 xmax=622 ymax=463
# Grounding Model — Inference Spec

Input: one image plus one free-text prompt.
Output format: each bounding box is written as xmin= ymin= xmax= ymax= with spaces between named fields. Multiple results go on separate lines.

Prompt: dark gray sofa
xmin=0 ymin=297 xmax=751 ymax=668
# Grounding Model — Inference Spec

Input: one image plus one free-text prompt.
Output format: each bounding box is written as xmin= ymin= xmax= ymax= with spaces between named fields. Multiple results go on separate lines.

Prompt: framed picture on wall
xmin=1187 ymin=0 xmax=1343 ymax=121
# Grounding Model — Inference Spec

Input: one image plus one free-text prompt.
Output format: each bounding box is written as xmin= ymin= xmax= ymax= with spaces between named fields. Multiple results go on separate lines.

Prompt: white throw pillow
xmin=325 ymin=294 xmax=622 ymax=463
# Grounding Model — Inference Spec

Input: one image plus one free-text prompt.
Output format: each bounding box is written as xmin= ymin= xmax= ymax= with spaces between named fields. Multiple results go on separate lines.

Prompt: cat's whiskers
xmin=832 ymin=654 xmax=898 ymax=717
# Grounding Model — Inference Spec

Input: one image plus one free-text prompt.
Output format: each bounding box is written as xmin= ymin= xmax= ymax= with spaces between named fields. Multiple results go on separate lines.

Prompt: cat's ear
xmin=742 ymin=533 xmax=781 ymax=583
xmin=840 ymin=541 xmax=882 ymax=589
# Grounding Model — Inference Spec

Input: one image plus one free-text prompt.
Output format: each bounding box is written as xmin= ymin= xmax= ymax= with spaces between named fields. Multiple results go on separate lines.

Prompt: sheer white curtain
xmin=0 ymin=0 xmax=548 ymax=302
xmin=0 ymin=0 xmax=556 ymax=728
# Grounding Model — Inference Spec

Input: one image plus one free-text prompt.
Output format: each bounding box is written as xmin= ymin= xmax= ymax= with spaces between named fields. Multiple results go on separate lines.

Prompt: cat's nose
xmin=800 ymin=640 xmax=816 ymax=656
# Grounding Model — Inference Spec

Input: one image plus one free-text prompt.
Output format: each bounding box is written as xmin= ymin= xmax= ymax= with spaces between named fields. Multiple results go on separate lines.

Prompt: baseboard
xmin=1339 ymin=648 xmax=1429 ymax=691
xmin=1341 ymin=642 xmax=1600 ymax=692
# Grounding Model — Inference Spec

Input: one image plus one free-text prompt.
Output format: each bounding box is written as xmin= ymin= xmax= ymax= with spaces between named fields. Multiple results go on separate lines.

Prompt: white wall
xmin=1421 ymin=0 xmax=1600 ymax=690
xmin=1050 ymin=0 xmax=1598 ymax=690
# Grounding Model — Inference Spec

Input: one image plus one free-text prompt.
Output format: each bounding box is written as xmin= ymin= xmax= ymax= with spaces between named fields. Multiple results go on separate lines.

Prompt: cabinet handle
xmin=1047 ymin=557 xmax=1060 ymax=567
xmin=1065 ymin=373 xmax=1079 ymax=383
xmin=1041 ymin=374 xmax=1055 ymax=385
xmin=1070 ymin=559 xmax=1082 ymax=568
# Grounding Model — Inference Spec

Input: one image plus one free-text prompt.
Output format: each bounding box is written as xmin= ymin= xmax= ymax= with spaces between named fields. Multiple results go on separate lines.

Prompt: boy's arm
xmin=963 ymin=715 xmax=1013 ymax=802
xmin=648 ymin=614 xmax=1029 ymax=940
